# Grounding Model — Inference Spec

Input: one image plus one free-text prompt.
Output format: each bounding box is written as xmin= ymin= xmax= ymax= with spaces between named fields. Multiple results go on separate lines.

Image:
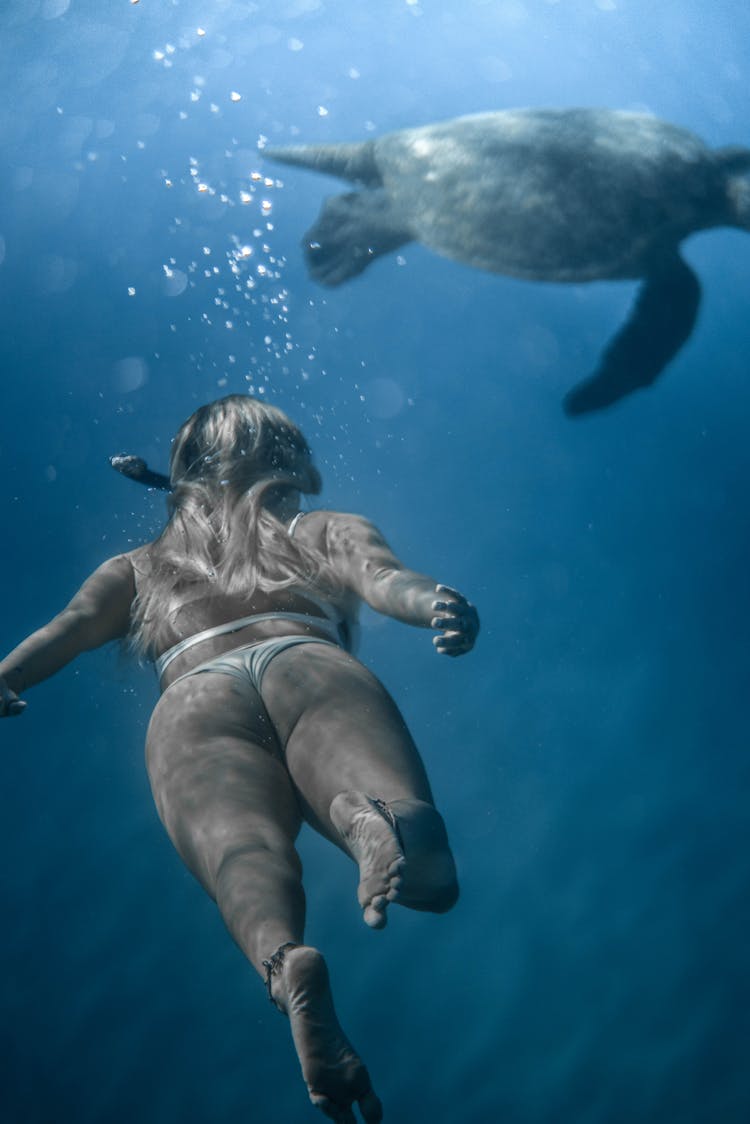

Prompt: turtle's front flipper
xmin=304 ymin=189 xmax=413 ymax=286
xmin=563 ymin=254 xmax=701 ymax=416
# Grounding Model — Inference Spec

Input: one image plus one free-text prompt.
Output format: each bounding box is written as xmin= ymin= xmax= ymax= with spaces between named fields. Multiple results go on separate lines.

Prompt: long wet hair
xmin=129 ymin=394 xmax=339 ymax=657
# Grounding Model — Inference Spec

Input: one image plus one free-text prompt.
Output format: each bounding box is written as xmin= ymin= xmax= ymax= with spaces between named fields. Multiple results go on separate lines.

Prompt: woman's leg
xmin=261 ymin=643 xmax=459 ymax=929
xmin=145 ymin=673 xmax=382 ymax=1123
xmin=146 ymin=672 xmax=304 ymax=971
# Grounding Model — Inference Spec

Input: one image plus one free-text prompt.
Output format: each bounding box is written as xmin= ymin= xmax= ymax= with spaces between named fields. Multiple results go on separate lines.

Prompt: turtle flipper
xmin=304 ymin=190 xmax=413 ymax=286
xmin=264 ymin=140 xmax=382 ymax=187
xmin=563 ymin=254 xmax=701 ymax=416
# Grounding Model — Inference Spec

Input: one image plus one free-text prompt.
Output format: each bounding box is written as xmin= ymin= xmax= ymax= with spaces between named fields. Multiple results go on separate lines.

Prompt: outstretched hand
xmin=430 ymin=584 xmax=479 ymax=656
xmin=0 ymin=676 xmax=26 ymax=718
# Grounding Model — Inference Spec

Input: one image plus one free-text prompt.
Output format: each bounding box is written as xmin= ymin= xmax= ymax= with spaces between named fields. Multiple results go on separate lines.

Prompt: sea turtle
xmin=264 ymin=108 xmax=750 ymax=415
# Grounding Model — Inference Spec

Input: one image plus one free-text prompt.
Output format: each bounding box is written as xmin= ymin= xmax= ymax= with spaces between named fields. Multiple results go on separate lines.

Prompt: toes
xmin=358 ymin=866 xmax=403 ymax=906
xmin=360 ymin=1088 xmax=384 ymax=1123
xmin=359 ymin=867 xmax=398 ymax=898
xmin=311 ymin=1094 xmax=356 ymax=1123
xmin=311 ymin=1088 xmax=382 ymax=1124
xmin=363 ymin=900 xmax=388 ymax=929
xmin=361 ymin=861 xmax=404 ymax=921
xmin=357 ymin=880 xmax=384 ymax=909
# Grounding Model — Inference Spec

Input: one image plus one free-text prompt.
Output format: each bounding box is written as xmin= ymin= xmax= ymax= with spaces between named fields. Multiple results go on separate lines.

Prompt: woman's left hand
xmin=430 ymin=585 xmax=479 ymax=657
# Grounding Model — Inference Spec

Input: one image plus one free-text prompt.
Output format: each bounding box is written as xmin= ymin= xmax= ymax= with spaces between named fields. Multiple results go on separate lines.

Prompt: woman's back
xmin=130 ymin=508 xmax=359 ymax=686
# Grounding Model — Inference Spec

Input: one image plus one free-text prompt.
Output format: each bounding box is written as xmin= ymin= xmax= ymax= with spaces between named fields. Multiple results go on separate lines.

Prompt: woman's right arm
xmin=326 ymin=513 xmax=479 ymax=656
xmin=0 ymin=553 xmax=136 ymax=717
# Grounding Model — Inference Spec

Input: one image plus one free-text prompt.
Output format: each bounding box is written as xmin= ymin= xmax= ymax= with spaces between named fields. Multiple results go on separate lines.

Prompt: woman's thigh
xmin=261 ymin=642 xmax=435 ymax=839
xmin=145 ymin=671 xmax=303 ymax=895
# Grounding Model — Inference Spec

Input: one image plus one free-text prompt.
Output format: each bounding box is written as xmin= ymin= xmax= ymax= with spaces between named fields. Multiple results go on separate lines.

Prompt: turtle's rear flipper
xmin=304 ymin=190 xmax=412 ymax=286
xmin=563 ymin=254 xmax=701 ymax=416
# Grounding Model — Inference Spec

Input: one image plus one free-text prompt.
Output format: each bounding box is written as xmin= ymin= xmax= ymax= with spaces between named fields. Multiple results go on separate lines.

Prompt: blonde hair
xmin=130 ymin=395 xmax=339 ymax=656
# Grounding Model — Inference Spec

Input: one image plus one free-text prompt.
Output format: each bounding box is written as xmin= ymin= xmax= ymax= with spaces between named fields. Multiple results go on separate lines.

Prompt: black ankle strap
xmin=367 ymin=796 xmax=405 ymax=851
xmin=262 ymin=941 xmax=300 ymax=1010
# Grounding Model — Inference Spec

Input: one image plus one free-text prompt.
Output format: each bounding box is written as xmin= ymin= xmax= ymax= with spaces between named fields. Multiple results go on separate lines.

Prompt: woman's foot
xmin=269 ymin=944 xmax=383 ymax=1123
xmin=329 ymin=791 xmax=459 ymax=929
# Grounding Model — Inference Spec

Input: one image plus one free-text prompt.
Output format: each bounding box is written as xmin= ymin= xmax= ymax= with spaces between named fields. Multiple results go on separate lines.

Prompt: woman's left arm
xmin=0 ymin=554 xmax=135 ymax=716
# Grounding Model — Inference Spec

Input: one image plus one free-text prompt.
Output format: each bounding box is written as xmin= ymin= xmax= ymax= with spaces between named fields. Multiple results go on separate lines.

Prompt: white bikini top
xmin=153 ymin=512 xmax=354 ymax=678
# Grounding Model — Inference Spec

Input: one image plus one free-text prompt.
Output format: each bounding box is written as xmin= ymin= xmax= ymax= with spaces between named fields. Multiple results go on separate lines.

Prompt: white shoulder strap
xmin=287 ymin=511 xmax=306 ymax=537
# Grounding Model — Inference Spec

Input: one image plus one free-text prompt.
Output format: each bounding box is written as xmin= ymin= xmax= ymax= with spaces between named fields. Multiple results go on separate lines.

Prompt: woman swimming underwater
xmin=0 ymin=394 xmax=479 ymax=1122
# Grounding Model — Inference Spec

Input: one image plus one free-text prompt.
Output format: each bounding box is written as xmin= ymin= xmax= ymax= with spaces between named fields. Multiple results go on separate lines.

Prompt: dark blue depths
xmin=1 ymin=2 xmax=749 ymax=1122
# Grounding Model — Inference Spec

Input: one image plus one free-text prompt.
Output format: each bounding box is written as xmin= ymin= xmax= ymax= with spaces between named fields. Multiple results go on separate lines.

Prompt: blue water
xmin=2 ymin=1 xmax=749 ymax=1121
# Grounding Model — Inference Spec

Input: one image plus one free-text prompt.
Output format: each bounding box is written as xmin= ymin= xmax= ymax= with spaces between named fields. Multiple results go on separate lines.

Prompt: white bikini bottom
xmin=163 ymin=634 xmax=341 ymax=695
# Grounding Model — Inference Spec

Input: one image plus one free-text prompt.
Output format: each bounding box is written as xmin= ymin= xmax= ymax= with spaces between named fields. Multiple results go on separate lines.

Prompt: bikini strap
xmin=287 ymin=511 xmax=306 ymax=537
xmin=262 ymin=941 xmax=300 ymax=1011
xmin=154 ymin=610 xmax=342 ymax=678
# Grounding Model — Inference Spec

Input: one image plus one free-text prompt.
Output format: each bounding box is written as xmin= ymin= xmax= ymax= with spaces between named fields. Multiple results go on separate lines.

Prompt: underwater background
xmin=1 ymin=1 xmax=749 ymax=1121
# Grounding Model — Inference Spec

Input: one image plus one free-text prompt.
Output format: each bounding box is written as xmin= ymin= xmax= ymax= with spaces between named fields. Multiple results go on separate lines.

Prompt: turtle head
xmin=727 ymin=176 xmax=750 ymax=231
xmin=718 ymin=147 xmax=750 ymax=230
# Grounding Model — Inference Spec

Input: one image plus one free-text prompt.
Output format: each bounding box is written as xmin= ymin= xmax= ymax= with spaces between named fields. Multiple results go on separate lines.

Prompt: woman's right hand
xmin=0 ymin=677 xmax=26 ymax=717
xmin=430 ymin=585 xmax=480 ymax=656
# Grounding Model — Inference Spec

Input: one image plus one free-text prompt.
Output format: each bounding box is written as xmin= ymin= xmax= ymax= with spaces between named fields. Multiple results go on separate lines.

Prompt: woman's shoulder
xmin=122 ymin=544 xmax=148 ymax=566
xmin=305 ymin=513 xmax=398 ymax=582
xmin=289 ymin=508 xmax=334 ymax=543
xmin=294 ymin=509 xmax=372 ymax=529
xmin=120 ymin=544 xmax=158 ymax=581
xmin=291 ymin=509 xmax=374 ymax=549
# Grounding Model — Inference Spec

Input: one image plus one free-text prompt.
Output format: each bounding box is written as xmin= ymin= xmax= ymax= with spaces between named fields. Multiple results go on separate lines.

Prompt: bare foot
xmin=271 ymin=945 xmax=383 ymax=1124
xmin=329 ymin=792 xmax=405 ymax=928
xmin=329 ymin=791 xmax=458 ymax=929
